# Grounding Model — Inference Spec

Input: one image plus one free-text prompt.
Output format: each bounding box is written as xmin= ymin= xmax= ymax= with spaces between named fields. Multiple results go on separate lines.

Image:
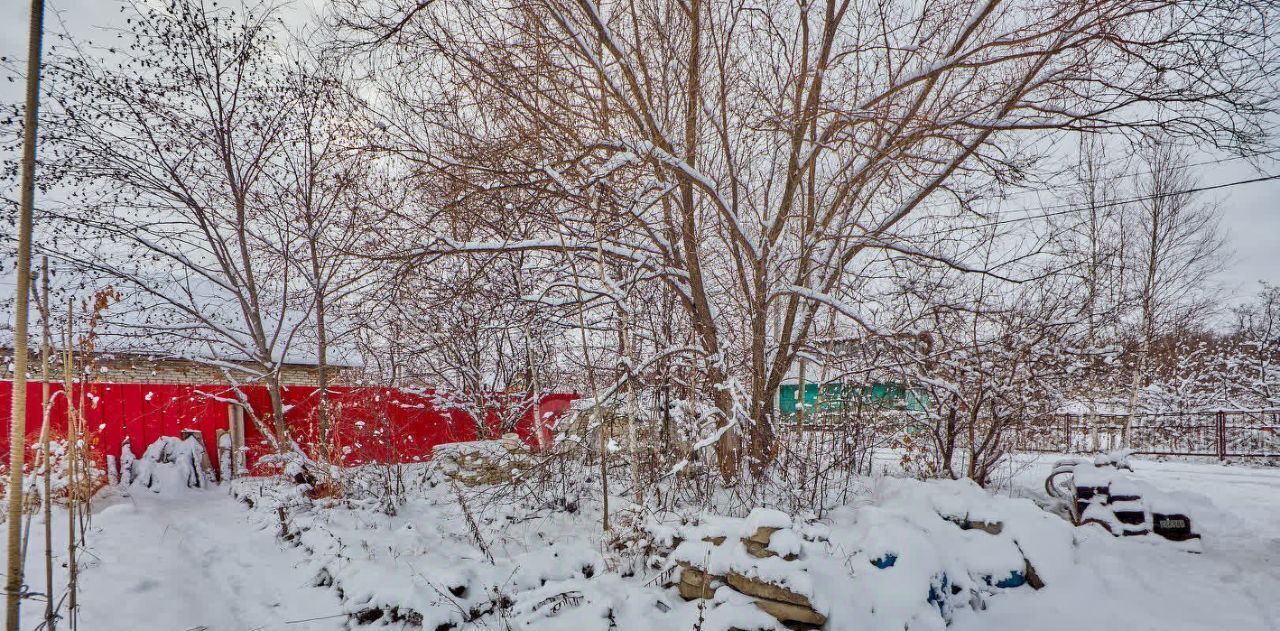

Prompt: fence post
xmin=1216 ymin=411 xmax=1226 ymax=461
xmin=1063 ymin=415 xmax=1071 ymax=453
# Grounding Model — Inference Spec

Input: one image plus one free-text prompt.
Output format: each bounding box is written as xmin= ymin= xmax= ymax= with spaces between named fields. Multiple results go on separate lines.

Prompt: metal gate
xmin=1015 ymin=410 xmax=1280 ymax=459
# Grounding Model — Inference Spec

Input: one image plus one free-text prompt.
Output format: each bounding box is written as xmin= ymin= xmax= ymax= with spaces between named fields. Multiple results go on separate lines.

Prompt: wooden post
xmin=233 ymin=405 xmax=246 ymax=475
xmin=1064 ymin=415 xmax=1071 ymax=453
xmin=531 ymin=375 xmax=545 ymax=451
xmin=216 ymin=430 xmax=229 ymax=484
xmin=225 ymin=404 xmax=237 ymax=481
xmin=61 ymin=297 xmax=79 ymax=629
xmin=796 ymin=360 xmax=806 ymax=429
xmin=37 ymin=259 xmax=53 ymax=629
xmin=1216 ymin=411 xmax=1227 ymax=461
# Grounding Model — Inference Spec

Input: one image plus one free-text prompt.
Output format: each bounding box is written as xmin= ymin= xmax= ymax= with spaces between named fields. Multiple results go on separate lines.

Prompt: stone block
xmin=678 ymin=568 xmax=718 ymax=600
xmin=726 ymin=571 xmax=812 ymax=608
xmin=746 ymin=526 xmax=779 ymax=545
xmin=753 ymin=598 xmax=826 ymax=626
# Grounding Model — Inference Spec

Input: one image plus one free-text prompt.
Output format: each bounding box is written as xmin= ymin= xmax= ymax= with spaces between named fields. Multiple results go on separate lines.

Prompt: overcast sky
xmin=2 ymin=0 xmax=1277 ymax=304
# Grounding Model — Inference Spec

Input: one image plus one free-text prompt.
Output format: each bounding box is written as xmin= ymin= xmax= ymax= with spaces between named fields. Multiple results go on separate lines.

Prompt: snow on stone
xmin=744 ymin=506 xmax=791 ymax=532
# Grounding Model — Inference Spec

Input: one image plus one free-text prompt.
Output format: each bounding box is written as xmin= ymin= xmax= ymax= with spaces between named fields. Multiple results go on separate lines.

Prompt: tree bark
xmin=37 ymin=260 xmax=53 ymax=629
xmin=5 ymin=3 xmax=44 ymax=628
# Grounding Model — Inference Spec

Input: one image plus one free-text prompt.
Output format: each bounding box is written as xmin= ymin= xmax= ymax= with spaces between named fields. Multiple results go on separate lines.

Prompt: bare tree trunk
xmin=526 ymin=323 xmax=547 ymax=451
xmin=558 ymin=225 xmax=610 ymax=531
xmin=314 ymin=286 xmax=333 ymax=470
xmin=620 ymin=303 xmax=643 ymax=506
xmin=1126 ymin=227 xmax=1159 ymax=448
xmin=37 ymin=260 xmax=53 ymax=629
xmin=61 ymin=300 xmax=78 ymax=630
xmin=264 ymin=371 xmax=291 ymax=455
xmin=1123 ymin=339 xmax=1149 ymax=449
xmin=303 ymin=200 xmax=336 ymax=471
xmin=5 ymin=3 xmax=45 ymax=628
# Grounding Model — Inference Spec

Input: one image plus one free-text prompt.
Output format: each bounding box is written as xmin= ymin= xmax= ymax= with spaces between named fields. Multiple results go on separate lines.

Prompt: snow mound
xmin=825 ymin=477 xmax=1076 ymax=629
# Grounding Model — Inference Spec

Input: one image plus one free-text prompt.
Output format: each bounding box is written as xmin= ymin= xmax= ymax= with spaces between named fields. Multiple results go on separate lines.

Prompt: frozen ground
xmin=14 ymin=455 xmax=1280 ymax=630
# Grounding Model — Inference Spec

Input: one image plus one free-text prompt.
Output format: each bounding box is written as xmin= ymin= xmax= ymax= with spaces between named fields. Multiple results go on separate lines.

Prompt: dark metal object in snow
xmin=1044 ymin=455 xmax=1201 ymax=543
xmin=1152 ymin=513 xmax=1196 ymax=541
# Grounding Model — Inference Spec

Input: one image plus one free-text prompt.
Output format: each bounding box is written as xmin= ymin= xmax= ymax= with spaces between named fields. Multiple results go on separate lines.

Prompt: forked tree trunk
xmin=307 ymin=220 xmax=334 ymax=471
xmin=264 ymin=371 xmax=292 ymax=455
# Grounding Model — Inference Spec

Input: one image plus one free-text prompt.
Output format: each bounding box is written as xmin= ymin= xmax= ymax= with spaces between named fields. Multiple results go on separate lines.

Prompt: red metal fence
xmin=1012 ymin=410 xmax=1280 ymax=459
xmin=0 ymin=380 xmax=577 ymax=478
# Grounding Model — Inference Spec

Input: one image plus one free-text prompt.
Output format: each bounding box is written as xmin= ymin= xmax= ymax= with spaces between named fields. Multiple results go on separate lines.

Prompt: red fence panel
xmin=1 ymin=380 xmax=577 ymax=479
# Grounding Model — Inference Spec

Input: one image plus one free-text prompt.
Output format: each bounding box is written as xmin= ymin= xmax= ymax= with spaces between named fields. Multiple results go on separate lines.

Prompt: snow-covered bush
xmin=0 ymin=433 xmax=109 ymax=508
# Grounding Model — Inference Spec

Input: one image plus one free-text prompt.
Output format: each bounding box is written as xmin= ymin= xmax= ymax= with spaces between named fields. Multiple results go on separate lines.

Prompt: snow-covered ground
xmin=15 ymin=454 xmax=1280 ymax=630
xmin=954 ymin=455 xmax=1280 ymax=631
xmin=18 ymin=489 xmax=345 ymax=630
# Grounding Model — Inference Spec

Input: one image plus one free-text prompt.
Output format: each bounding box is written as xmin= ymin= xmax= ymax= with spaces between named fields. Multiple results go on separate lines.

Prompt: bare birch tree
xmin=1121 ymin=140 xmax=1229 ymax=434
xmin=269 ymin=51 xmax=386 ymax=469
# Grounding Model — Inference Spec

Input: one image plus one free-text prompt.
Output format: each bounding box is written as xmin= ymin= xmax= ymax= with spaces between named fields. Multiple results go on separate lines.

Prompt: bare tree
xmin=1230 ymin=283 xmax=1280 ymax=408
xmin=269 ymin=51 xmax=386 ymax=469
xmin=1121 ymin=140 xmax=1229 ymax=434
xmin=890 ymin=234 xmax=1093 ymax=486
xmin=38 ymin=0 xmax=324 ymax=456
xmin=367 ymin=251 xmax=569 ymax=440
xmin=337 ymin=0 xmax=1278 ymax=481
xmin=1056 ymin=138 xmax=1132 ymax=445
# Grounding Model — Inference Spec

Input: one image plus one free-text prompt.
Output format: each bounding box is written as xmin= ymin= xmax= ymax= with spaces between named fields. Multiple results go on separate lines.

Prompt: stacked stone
xmin=432 ymin=434 xmax=530 ymax=487
xmin=676 ymin=526 xmax=826 ymax=628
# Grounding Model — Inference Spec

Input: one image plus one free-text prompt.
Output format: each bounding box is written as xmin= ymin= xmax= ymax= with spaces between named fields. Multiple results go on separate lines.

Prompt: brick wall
xmin=2 ymin=350 xmax=344 ymax=387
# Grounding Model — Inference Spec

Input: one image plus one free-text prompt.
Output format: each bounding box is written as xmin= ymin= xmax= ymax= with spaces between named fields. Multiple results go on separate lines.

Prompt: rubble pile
xmin=430 ymin=433 xmax=531 ymax=486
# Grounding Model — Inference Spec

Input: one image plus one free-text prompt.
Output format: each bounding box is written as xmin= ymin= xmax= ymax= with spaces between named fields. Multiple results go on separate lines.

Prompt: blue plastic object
xmin=870 ymin=553 xmax=898 ymax=569
xmin=927 ymin=573 xmax=950 ymax=615
xmin=990 ymin=570 xmax=1027 ymax=589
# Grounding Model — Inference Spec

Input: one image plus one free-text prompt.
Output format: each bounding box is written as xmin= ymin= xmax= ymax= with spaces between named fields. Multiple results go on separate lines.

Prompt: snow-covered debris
xmin=658 ymin=477 xmax=1076 ymax=630
xmin=128 ymin=435 xmax=213 ymax=492
xmin=233 ymin=469 xmax=635 ymax=631
xmin=164 ymin=450 xmax=1280 ymax=631
xmin=1050 ymin=454 xmax=1203 ymax=544
xmin=32 ymin=454 xmax=1280 ymax=631
xmin=119 ymin=438 xmax=136 ymax=485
